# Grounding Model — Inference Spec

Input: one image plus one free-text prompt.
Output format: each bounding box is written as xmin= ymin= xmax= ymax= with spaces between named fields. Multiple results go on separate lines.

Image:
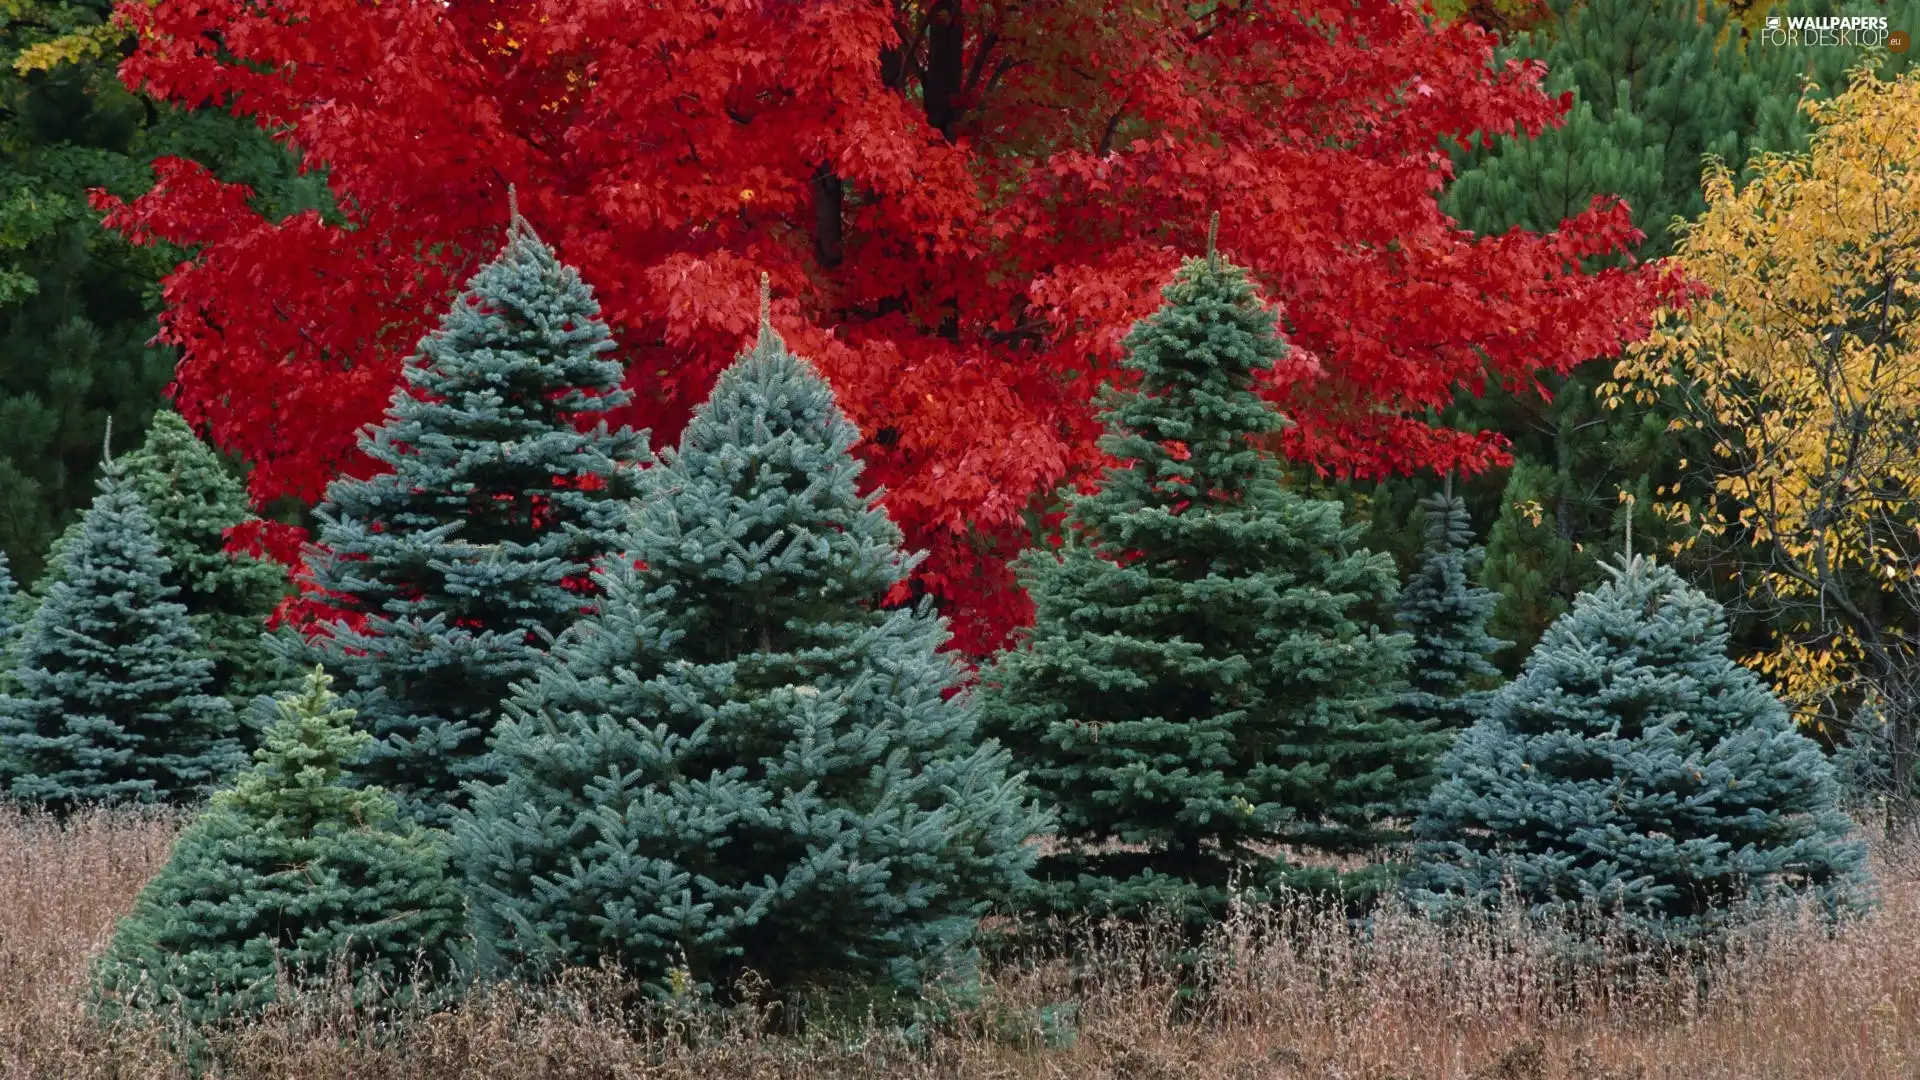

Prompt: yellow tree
xmin=1610 ymin=64 xmax=1920 ymax=825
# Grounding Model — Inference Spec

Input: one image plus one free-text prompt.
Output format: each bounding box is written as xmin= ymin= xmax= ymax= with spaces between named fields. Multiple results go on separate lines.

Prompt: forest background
xmin=4 ymin=0 xmax=1918 ymax=768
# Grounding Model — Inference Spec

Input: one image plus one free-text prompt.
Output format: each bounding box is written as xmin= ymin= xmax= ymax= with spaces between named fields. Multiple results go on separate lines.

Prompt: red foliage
xmin=98 ymin=0 xmax=1681 ymax=653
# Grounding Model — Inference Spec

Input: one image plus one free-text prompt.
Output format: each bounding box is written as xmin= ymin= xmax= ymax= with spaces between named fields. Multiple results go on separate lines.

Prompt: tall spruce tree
xmin=1396 ymin=489 xmax=1508 ymax=733
xmin=291 ymin=206 xmax=645 ymax=826
xmin=458 ymin=285 xmax=1042 ymax=1005
xmin=974 ymin=233 xmax=1425 ymax=923
xmin=1406 ymin=554 xmax=1870 ymax=946
xmin=0 ymin=437 xmax=238 ymax=812
xmin=94 ymin=667 xmax=466 ymax=1025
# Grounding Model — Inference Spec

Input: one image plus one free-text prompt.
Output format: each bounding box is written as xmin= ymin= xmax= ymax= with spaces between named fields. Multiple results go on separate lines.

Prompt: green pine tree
xmin=1478 ymin=457 xmax=1589 ymax=664
xmin=457 ymin=290 xmax=1043 ymax=1007
xmin=93 ymin=667 xmax=466 ymax=1026
xmin=974 ymin=238 xmax=1424 ymax=924
xmin=292 ymin=212 xmax=646 ymax=826
xmin=0 ymin=440 xmax=238 ymax=812
xmin=1 ymin=0 xmax=330 ymax=585
xmin=114 ymin=410 xmax=288 ymax=709
xmin=1395 ymin=489 xmax=1509 ymax=733
xmin=1407 ymin=554 xmax=1871 ymax=946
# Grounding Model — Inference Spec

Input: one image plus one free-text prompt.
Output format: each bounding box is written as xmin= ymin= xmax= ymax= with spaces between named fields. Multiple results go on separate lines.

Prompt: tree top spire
xmin=1206 ymin=212 xmax=1220 ymax=271
xmin=505 ymin=183 xmax=537 ymax=241
xmin=758 ymin=271 xmax=773 ymax=342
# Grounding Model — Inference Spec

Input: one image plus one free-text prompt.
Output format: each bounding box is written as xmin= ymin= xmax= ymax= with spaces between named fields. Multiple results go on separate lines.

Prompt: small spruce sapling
xmin=93 ymin=667 xmax=466 ymax=1025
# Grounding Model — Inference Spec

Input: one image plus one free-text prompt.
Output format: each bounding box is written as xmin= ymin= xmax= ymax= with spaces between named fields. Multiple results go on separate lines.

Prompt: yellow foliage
xmin=1609 ymin=64 xmax=1920 ymax=722
xmin=8 ymin=12 xmax=127 ymax=74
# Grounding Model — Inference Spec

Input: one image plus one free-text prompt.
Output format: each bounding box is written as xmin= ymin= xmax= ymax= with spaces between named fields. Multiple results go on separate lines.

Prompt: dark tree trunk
xmin=812 ymin=165 xmax=844 ymax=269
xmin=924 ymin=0 xmax=963 ymax=139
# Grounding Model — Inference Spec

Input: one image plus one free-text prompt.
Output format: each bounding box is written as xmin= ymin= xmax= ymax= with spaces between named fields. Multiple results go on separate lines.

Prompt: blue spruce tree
xmin=975 ymin=228 xmax=1424 ymax=924
xmin=291 ymin=201 xmax=645 ymax=825
xmin=34 ymin=411 xmax=293 ymax=712
xmin=0 ymin=436 xmax=238 ymax=812
xmin=1395 ymin=488 xmax=1508 ymax=734
xmin=94 ymin=667 xmax=465 ymax=1025
xmin=1407 ymin=553 xmax=1871 ymax=946
xmin=458 ymin=280 xmax=1043 ymax=1007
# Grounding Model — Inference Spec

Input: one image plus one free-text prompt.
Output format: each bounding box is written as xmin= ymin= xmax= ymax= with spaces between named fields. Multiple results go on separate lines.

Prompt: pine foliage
xmin=975 ymin=246 xmax=1423 ymax=923
xmin=1441 ymin=0 xmax=1920 ymax=667
xmin=292 ymin=217 xmax=645 ymax=825
xmin=0 ymin=447 xmax=237 ymax=812
xmin=458 ymin=305 xmax=1042 ymax=1005
xmin=1407 ymin=555 xmax=1871 ymax=945
xmin=116 ymin=410 xmax=288 ymax=708
xmin=93 ymin=667 xmax=465 ymax=1025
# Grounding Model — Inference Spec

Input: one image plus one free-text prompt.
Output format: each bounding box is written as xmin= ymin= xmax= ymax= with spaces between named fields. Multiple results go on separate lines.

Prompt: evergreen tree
xmin=974 ymin=238 xmax=1424 ymax=924
xmin=106 ymin=410 xmax=286 ymax=710
xmin=1396 ymin=489 xmax=1508 ymax=733
xmin=93 ymin=667 xmax=466 ymax=1026
xmin=0 ymin=440 xmax=238 ymax=811
xmin=1 ymin=0 xmax=329 ymax=584
xmin=1478 ymin=456 xmax=1595 ymax=664
xmin=292 ymin=211 xmax=645 ymax=826
xmin=458 ymin=291 xmax=1042 ymax=1005
xmin=1406 ymin=554 xmax=1870 ymax=946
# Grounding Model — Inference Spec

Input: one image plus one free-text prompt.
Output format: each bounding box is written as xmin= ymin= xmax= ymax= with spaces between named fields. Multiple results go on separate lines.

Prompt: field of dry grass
xmin=4 ymin=803 xmax=1918 ymax=1079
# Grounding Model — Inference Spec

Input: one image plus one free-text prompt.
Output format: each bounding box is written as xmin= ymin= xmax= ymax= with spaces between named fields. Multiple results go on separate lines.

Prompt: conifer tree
xmin=112 ymin=410 xmax=287 ymax=709
xmin=291 ymin=205 xmax=645 ymax=825
xmin=975 ymin=233 xmax=1424 ymax=923
xmin=0 ymin=437 xmax=238 ymax=812
xmin=1396 ymin=489 xmax=1508 ymax=733
xmin=458 ymin=284 xmax=1042 ymax=1005
xmin=93 ymin=667 xmax=465 ymax=1025
xmin=1407 ymin=554 xmax=1870 ymax=945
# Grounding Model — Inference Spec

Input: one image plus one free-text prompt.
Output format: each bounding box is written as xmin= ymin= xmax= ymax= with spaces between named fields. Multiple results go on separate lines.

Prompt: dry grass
xmin=4 ymin=803 xmax=1919 ymax=1079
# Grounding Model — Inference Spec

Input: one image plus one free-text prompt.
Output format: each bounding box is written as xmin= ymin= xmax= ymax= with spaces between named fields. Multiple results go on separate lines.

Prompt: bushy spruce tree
xmin=974 ymin=236 xmax=1424 ymax=923
xmin=292 ymin=210 xmax=645 ymax=825
xmin=1406 ymin=554 xmax=1870 ymax=946
xmin=1395 ymin=490 xmax=1508 ymax=734
xmin=114 ymin=410 xmax=287 ymax=709
xmin=0 ymin=443 xmax=237 ymax=812
xmin=458 ymin=290 xmax=1042 ymax=1006
xmin=94 ymin=667 xmax=466 ymax=1026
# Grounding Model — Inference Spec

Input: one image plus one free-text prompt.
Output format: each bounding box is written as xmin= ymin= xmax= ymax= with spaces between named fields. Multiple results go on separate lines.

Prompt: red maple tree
xmin=96 ymin=0 xmax=1680 ymax=652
